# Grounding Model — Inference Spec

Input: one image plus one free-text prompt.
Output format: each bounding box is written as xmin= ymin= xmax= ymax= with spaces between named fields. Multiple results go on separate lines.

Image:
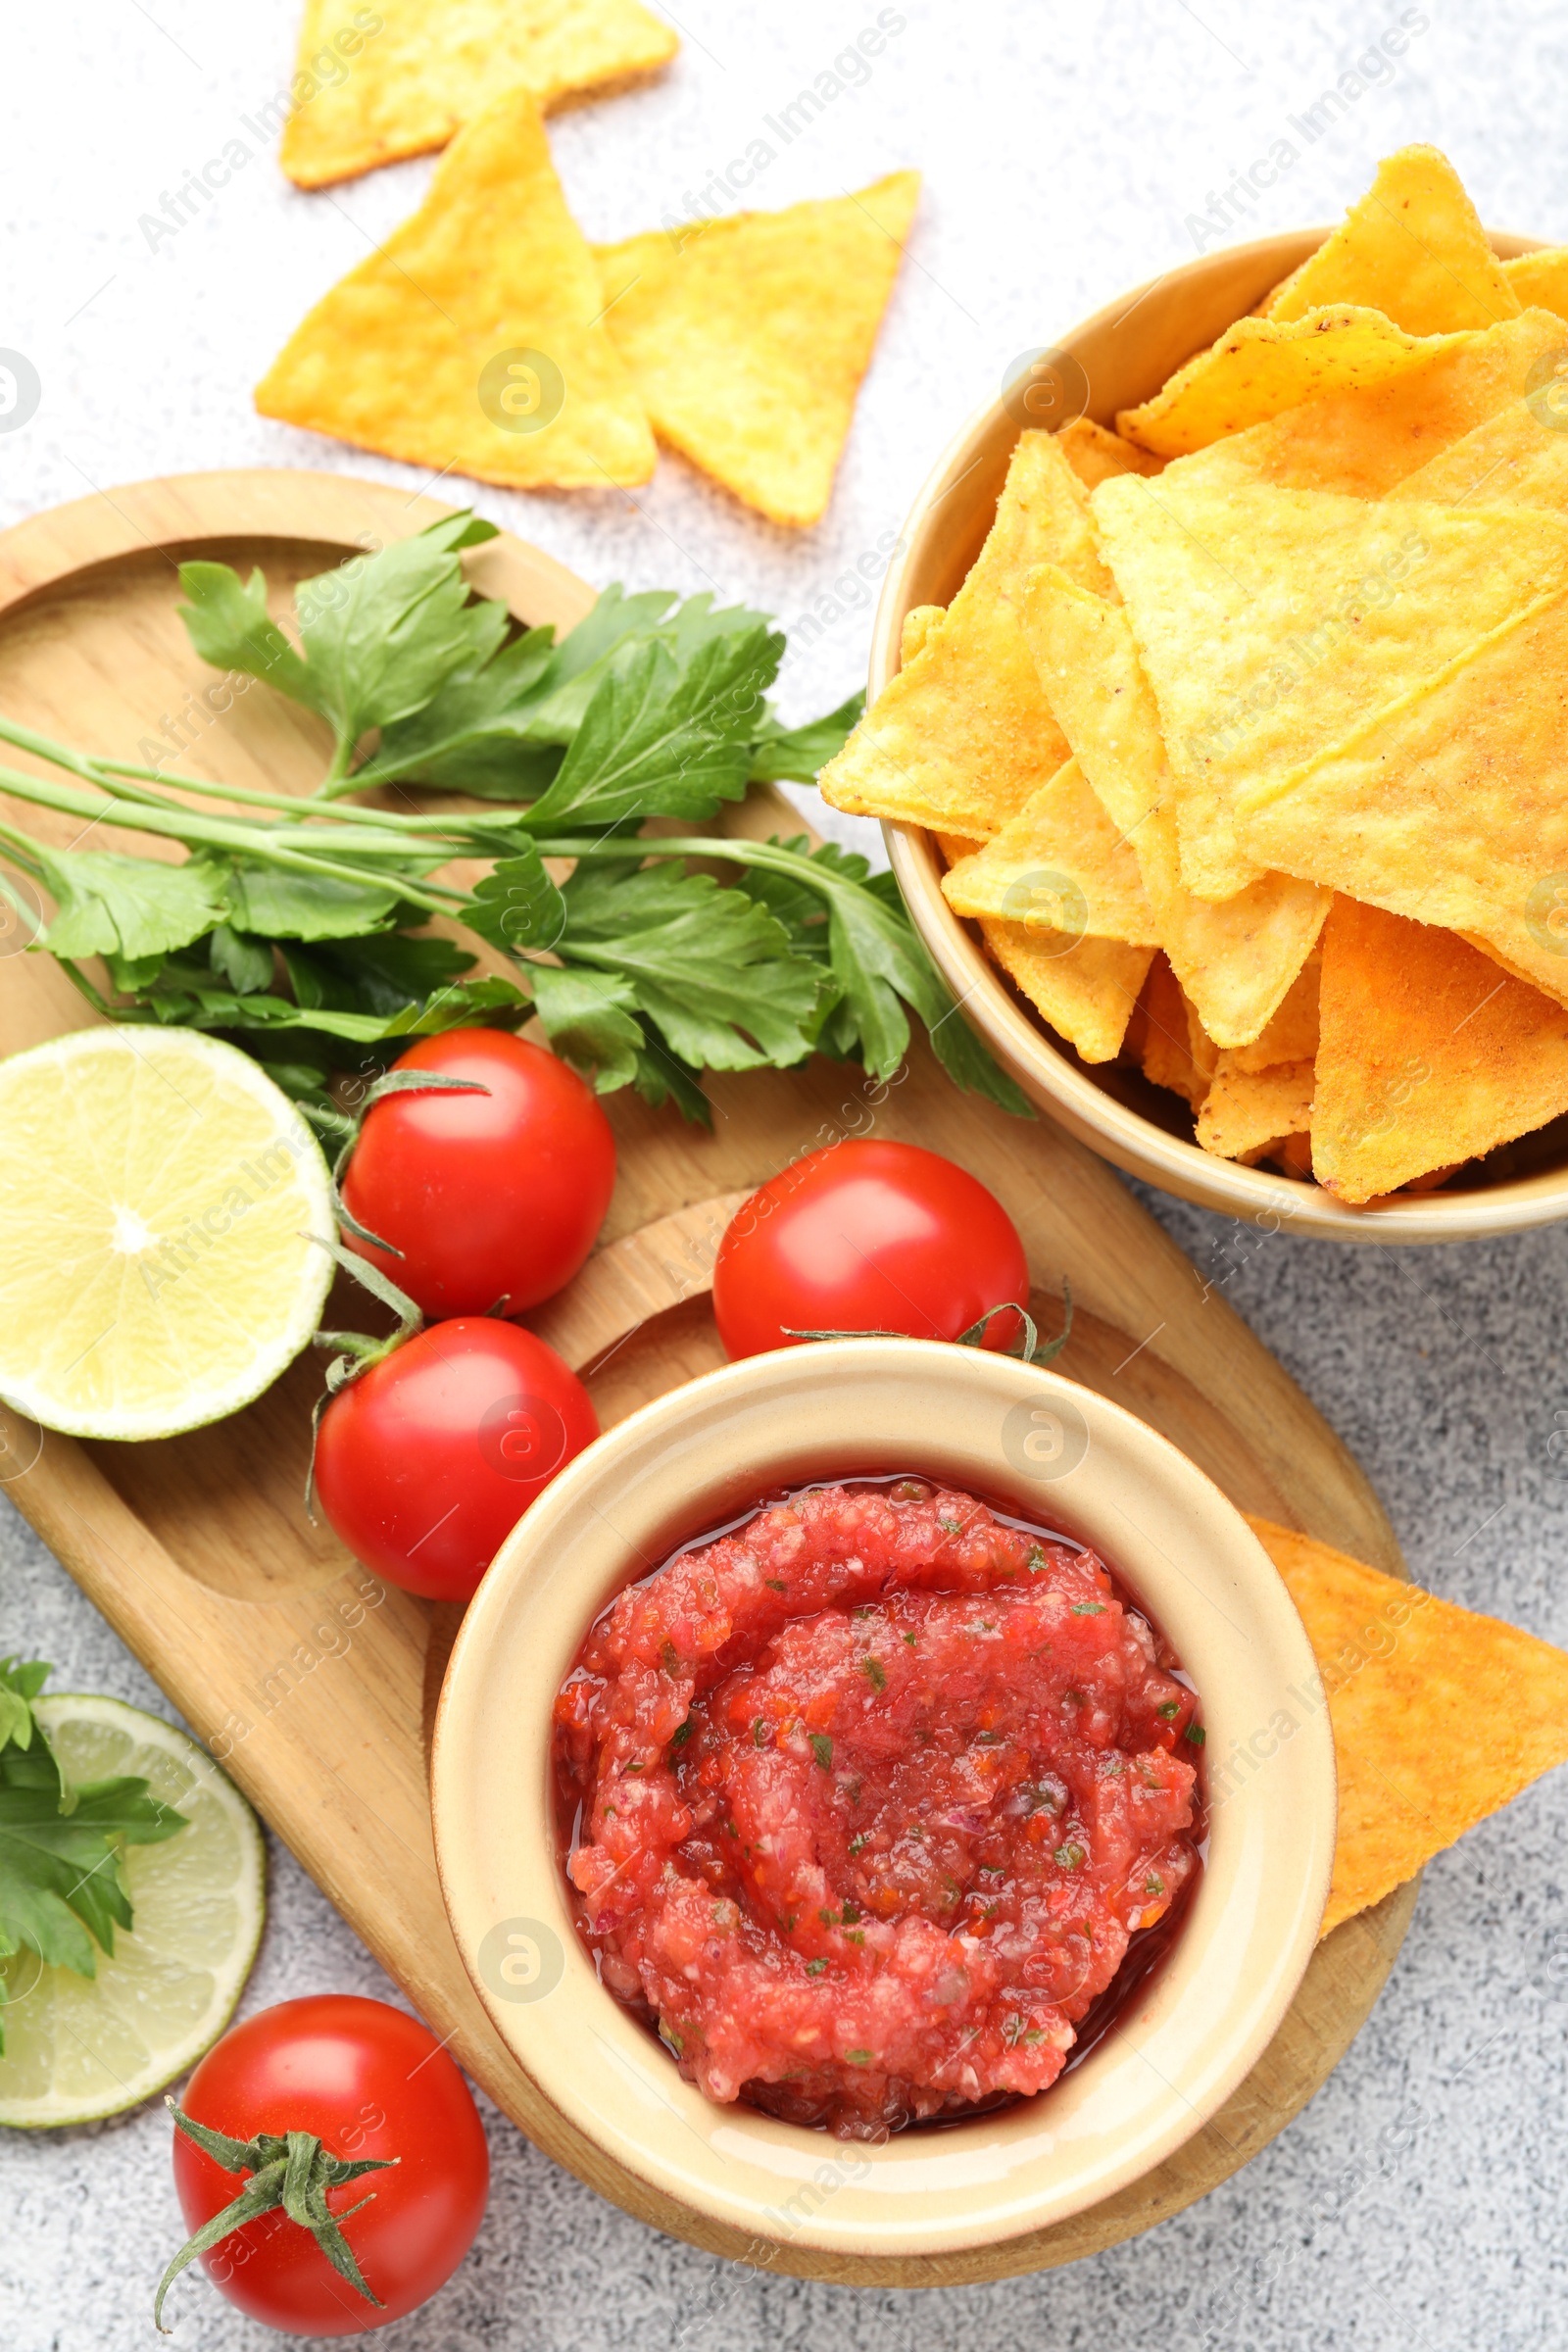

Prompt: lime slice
xmin=0 ymin=1693 xmax=266 ymax=2128
xmin=0 ymin=1027 xmax=333 ymax=1438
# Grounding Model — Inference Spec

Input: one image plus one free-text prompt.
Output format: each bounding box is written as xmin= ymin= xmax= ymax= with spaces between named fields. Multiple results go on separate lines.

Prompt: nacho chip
xmin=901 ymin=605 xmax=945 ymax=665
xmin=1503 ymin=247 xmax=1568 ymax=320
xmin=256 ymin=89 xmax=655 ymax=490
xmin=942 ymin=759 xmax=1157 ymax=945
xmin=1389 ymin=381 xmax=1568 ymax=515
xmin=935 ymin=832 xmax=982 ymax=866
xmin=1229 ymin=948 xmax=1320 ymax=1072
xmin=1117 ymin=307 xmax=1471 ymax=460
xmin=1022 ymin=565 xmax=1329 ymax=1043
xmin=1128 ymin=956 xmax=1211 ymax=1107
xmin=820 ymin=433 xmax=1102 ymax=836
xmin=1196 ymin=1057 xmax=1314 ymax=1162
xmin=1092 ymin=473 xmax=1568 ymax=901
xmin=280 ymin=0 xmax=678 ymax=188
xmin=1247 ymin=1516 xmax=1568 ymax=1936
xmin=1310 ymin=899 xmax=1568 ymax=1201
xmin=1237 ymin=585 xmax=1568 ymax=1005
xmin=1166 ymin=310 xmax=1566 ymax=500
xmin=980 ymin=919 xmax=1151 ymax=1065
xmin=1054 ymin=416 xmax=1166 ymax=490
xmin=595 ymin=173 xmax=918 ymax=525
xmin=1266 ymin=146 xmax=1520 ymax=338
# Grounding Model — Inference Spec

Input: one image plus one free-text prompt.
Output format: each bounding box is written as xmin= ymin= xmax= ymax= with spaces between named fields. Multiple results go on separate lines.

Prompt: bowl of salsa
xmin=432 ymin=1339 xmax=1335 ymax=2271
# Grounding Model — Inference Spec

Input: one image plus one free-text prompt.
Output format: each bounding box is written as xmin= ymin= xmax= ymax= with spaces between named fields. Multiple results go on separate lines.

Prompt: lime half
xmin=0 ymin=1694 xmax=266 ymax=2128
xmin=0 ymin=1027 xmax=333 ymax=1439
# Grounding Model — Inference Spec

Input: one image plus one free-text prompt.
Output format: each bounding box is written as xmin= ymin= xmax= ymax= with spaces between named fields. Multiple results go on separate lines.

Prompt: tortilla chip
xmin=1129 ymin=956 xmax=1210 ymax=1106
xmin=1267 ymin=146 xmax=1520 ymax=338
xmin=1022 ymin=565 xmax=1329 ymax=1044
xmin=980 ymin=919 xmax=1151 ymax=1064
xmin=1117 ymin=307 xmax=1471 ymax=460
xmin=1092 ymin=473 xmax=1568 ymax=901
xmin=280 ymin=0 xmax=678 ymax=188
xmin=935 ymin=832 xmax=982 ymax=866
xmin=1247 ymin=1515 xmax=1568 ymax=1936
xmin=1166 ymin=310 xmax=1566 ymax=500
xmin=1229 ymin=948 xmax=1320 ymax=1073
xmin=942 ymin=759 xmax=1157 ymax=946
xmin=1310 ymin=899 xmax=1568 ymax=1201
xmin=1236 ymin=585 xmax=1568 ymax=1005
xmin=595 ymin=173 xmax=918 ymax=526
xmin=256 ymin=89 xmax=655 ymax=489
xmin=1503 ymin=247 xmax=1568 ymax=320
xmin=901 ymin=605 xmax=945 ymax=666
xmin=1054 ymin=416 xmax=1166 ymax=490
xmin=819 ymin=432 xmax=1101 ymax=835
xmin=1196 ymin=1057 xmax=1314 ymax=1162
xmin=1389 ymin=381 xmax=1568 ymax=515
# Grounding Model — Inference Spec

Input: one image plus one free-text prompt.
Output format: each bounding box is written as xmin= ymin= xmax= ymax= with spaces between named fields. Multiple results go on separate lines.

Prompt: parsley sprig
xmin=0 ymin=517 xmax=1028 ymax=1126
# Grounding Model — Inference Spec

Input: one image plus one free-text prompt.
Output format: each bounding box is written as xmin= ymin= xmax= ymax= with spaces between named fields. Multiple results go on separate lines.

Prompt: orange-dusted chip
xmin=256 ymin=90 xmax=655 ymax=490
xmin=1246 ymin=1516 xmax=1568 ymax=1936
xmin=1503 ymin=248 xmax=1568 ymax=320
xmin=1117 ymin=307 xmax=1471 ymax=460
xmin=980 ymin=919 xmax=1151 ymax=1065
xmin=1054 ymin=416 xmax=1165 ymax=490
xmin=1311 ymin=900 xmax=1568 ymax=1202
xmin=900 ymin=605 xmax=945 ymax=665
xmin=942 ymin=759 xmax=1157 ymax=946
xmin=935 ymin=831 xmax=982 ymax=866
xmin=280 ymin=0 xmax=677 ymax=188
xmin=1229 ymin=948 xmax=1320 ymax=1073
xmin=1129 ymin=956 xmax=1210 ymax=1107
xmin=595 ymin=174 xmax=918 ymax=526
xmin=1196 ymin=1057 xmax=1314 ymax=1162
xmin=1267 ymin=146 xmax=1520 ymax=337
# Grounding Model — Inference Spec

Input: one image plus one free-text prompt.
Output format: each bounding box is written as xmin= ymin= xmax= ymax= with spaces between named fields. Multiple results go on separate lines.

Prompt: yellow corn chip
xmin=1388 ymin=382 xmax=1568 ymax=515
xmin=942 ymin=759 xmax=1157 ymax=945
xmin=1236 ymin=586 xmax=1568 ymax=1005
xmin=1503 ymin=247 xmax=1568 ymax=320
xmin=935 ymin=832 xmax=982 ymax=866
xmin=901 ymin=605 xmax=945 ymax=665
xmin=1247 ymin=1515 xmax=1568 ymax=1936
xmin=1311 ymin=898 xmax=1568 ymax=1202
xmin=256 ymin=90 xmax=655 ymax=490
xmin=1054 ymin=416 xmax=1166 ymax=490
xmin=1166 ymin=310 xmax=1566 ymax=499
xmin=595 ymin=174 xmax=918 ymax=526
xmin=1126 ymin=956 xmax=1211 ymax=1107
xmin=280 ymin=0 xmax=678 ymax=188
xmin=1092 ymin=473 xmax=1568 ymax=901
xmin=1022 ymin=565 xmax=1329 ymax=1044
xmin=980 ymin=919 xmax=1151 ymax=1065
xmin=820 ymin=432 xmax=1101 ymax=835
xmin=1229 ymin=948 xmax=1320 ymax=1072
xmin=1267 ymin=146 xmax=1520 ymax=338
xmin=1196 ymin=1056 xmax=1314 ymax=1162
xmin=1117 ymin=307 xmax=1471 ymax=460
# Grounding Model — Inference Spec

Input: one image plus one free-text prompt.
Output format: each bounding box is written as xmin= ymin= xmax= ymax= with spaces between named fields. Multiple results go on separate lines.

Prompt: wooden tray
xmin=0 ymin=470 xmax=1418 ymax=2287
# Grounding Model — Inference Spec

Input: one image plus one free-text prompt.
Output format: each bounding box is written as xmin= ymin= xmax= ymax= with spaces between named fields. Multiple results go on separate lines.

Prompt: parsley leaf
xmin=748 ymin=692 xmax=864 ymax=783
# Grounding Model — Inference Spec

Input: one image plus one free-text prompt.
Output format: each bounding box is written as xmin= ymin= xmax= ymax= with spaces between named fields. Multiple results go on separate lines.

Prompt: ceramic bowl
xmin=432 ymin=1338 xmax=1335 ymax=2269
xmin=879 ymin=226 xmax=1568 ymax=1242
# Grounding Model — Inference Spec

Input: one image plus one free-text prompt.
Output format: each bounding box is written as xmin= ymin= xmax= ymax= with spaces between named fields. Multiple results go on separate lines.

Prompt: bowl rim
xmin=432 ymin=1337 xmax=1337 ymax=2260
xmin=877 ymin=223 xmax=1568 ymax=1245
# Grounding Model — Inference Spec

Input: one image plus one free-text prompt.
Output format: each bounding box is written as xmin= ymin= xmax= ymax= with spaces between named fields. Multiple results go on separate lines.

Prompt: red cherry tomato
xmin=712 ymin=1140 xmax=1031 ymax=1359
xmin=342 ymin=1030 xmax=616 ymax=1318
xmin=169 ymin=1995 xmax=488 ymax=2336
xmin=314 ymin=1319 xmax=598 ymax=1600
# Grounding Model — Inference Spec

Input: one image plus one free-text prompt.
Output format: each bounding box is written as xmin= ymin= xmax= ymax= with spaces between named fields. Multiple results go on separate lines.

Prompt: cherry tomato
xmin=712 ymin=1140 xmax=1030 ymax=1360
xmin=342 ymin=1030 xmax=616 ymax=1318
xmin=169 ymin=1995 xmax=488 ymax=2336
xmin=314 ymin=1319 xmax=599 ymax=1600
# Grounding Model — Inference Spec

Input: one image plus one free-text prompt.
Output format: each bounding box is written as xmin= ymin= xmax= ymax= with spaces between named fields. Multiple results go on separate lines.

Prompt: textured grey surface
xmin=4 ymin=1 xmax=1568 ymax=2346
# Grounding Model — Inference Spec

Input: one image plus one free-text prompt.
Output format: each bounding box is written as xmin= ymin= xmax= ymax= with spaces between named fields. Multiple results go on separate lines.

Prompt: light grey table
xmin=4 ymin=2 xmax=1568 ymax=2344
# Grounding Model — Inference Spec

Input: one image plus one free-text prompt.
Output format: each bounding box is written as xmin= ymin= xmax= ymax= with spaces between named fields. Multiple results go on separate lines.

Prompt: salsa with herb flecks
xmin=552 ymin=1478 xmax=1202 ymax=2139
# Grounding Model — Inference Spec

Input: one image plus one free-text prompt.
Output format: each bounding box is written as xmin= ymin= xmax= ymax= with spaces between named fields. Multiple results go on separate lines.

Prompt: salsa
xmin=552 ymin=1477 xmax=1202 ymax=2139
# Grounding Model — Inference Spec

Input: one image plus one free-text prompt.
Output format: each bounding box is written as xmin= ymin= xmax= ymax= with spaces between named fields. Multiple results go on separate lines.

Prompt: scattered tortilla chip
xmin=1022 ymin=565 xmax=1329 ymax=1044
xmin=1127 ymin=956 xmax=1211 ymax=1107
xmin=1267 ymin=146 xmax=1520 ymax=338
xmin=1247 ymin=1515 xmax=1568 ymax=1936
xmin=980 ymin=919 xmax=1151 ymax=1065
xmin=1166 ymin=310 xmax=1566 ymax=500
xmin=595 ymin=173 xmax=918 ymax=526
xmin=279 ymin=0 xmax=678 ymax=188
xmin=1503 ymin=247 xmax=1568 ymax=320
xmin=1196 ymin=1057 xmax=1314 ymax=1162
xmin=1229 ymin=948 xmax=1320 ymax=1072
xmin=901 ymin=605 xmax=945 ymax=665
xmin=256 ymin=89 xmax=655 ymax=490
xmin=1092 ymin=472 xmax=1568 ymax=900
xmin=820 ymin=432 xmax=1101 ymax=835
xmin=1054 ymin=416 xmax=1166 ymax=490
xmin=1237 ymin=585 xmax=1568 ymax=1006
xmin=942 ymin=759 xmax=1157 ymax=945
xmin=1117 ymin=307 xmax=1471 ymax=461
xmin=1310 ymin=899 xmax=1568 ymax=1201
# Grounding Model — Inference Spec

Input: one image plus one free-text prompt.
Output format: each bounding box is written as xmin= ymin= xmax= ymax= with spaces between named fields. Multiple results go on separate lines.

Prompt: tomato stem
xmin=781 ymin=1284 xmax=1072 ymax=1366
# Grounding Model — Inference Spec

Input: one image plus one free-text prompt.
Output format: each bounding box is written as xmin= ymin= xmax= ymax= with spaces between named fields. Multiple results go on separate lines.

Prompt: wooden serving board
xmin=0 ymin=471 xmax=1418 ymax=2287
